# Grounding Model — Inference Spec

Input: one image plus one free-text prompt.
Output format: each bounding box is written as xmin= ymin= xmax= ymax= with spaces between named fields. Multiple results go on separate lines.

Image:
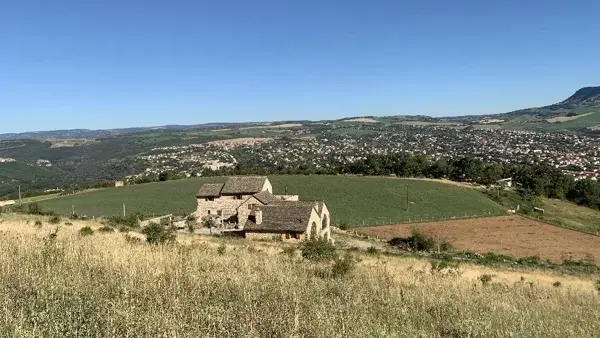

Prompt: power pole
xmin=72 ymin=205 xmax=75 ymax=216
xmin=123 ymin=203 xmax=126 ymax=217
xmin=406 ymin=184 xmax=410 ymax=212
xmin=18 ymin=185 xmax=22 ymax=206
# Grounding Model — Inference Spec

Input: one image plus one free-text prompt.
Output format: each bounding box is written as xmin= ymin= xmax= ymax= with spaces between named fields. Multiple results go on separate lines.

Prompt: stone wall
xmin=196 ymin=195 xmax=254 ymax=222
xmin=237 ymin=196 xmax=262 ymax=226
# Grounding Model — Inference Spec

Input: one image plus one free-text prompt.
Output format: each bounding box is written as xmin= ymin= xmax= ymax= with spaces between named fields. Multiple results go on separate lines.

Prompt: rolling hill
xmin=35 ymin=175 xmax=505 ymax=226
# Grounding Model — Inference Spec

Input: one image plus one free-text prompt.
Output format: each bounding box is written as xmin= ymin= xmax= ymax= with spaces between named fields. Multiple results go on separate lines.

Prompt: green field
xmin=36 ymin=175 xmax=505 ymax=226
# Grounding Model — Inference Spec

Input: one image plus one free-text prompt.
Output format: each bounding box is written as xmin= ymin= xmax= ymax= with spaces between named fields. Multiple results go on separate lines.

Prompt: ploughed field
xmin=355 ymin=215 xmax=600 ymax=263
xmin=35 ymin=175 xmax=505 ymax=225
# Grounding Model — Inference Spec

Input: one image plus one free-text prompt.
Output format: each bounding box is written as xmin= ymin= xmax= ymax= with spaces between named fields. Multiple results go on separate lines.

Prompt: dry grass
xmin=1 ymin=215 xmax=600 ymax=337
xmin=547 ymin=112 xmax=594 ymax=123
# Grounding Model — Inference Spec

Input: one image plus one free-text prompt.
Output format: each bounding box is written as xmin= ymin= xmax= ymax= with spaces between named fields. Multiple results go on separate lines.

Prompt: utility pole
xmin=18 ymin=185 xmax=22 ymax=206
xmin=72 ymin=205 xmax=75 ymax=216
xmin=406 ymin=184 xmax=410 ymax=212
xmin=123 ymin=203 xmax=126 ymax=217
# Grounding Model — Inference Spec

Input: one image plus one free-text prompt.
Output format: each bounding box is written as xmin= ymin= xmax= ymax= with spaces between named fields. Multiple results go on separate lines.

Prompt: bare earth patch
xmin=207 ymin=137 xmax=271 ymax=145
xmin=345 ymin=118 xmax=379 ymax=123
xmin=354 ymin=215 xmax=600 ymax=263
xmin=242 ymin=123 xmax=303 ymax=129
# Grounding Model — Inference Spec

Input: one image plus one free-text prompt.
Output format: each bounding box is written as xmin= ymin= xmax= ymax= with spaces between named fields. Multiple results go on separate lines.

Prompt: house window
xmin=217 ymin=210 xmax=223 ymax=216
xmin=285 ymin=233 xmax=290 ymax=239
xmin=295 ymin=233 xmax=301 ymax=240
xmin=207 ymin=210 xmax=211 ymax=215
xmin=205 ymin=197 xmax=214 ymax=202
xmin=248 ymin=203 xmax=256 ymax=210
xmin=235 ymin=195 xmax=243 ymax=200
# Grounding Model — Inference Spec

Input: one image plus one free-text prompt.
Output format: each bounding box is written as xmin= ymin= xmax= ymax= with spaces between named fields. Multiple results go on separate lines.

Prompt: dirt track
xmin=355 ymin=216 xmax=600 ymax=263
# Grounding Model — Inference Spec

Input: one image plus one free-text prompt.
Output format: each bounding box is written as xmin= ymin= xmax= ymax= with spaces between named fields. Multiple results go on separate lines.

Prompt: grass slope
xmin=37 ymin=176 xmax=505 ymax=225
xmin=1 ymin=220 xmax=599 ymax=337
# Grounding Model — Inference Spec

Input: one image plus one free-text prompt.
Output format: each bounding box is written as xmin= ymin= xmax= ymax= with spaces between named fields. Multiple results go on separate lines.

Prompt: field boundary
xmin=341 ymin=209 xmax=509 ymax=228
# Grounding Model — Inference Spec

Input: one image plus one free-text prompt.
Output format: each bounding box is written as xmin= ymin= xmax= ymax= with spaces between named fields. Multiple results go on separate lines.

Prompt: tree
xmin=201 ymin=216 xmax=217 ymax=234
xmin=142 ymin=222 xmax=176 ymax=245
xmin=158 ymin=171 xmax=174 ymax=182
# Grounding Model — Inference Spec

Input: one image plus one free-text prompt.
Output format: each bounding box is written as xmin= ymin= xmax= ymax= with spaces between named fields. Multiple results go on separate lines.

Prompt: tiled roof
xmin=196 ymin=183 xmax=224 ymax=197
xmin=221 ymin=176 xmax=268 ymax=195
xmin=245 ymin=202 xmax=316 ymax=232
xmin=253 ymin=191 xmax=281 ymax=205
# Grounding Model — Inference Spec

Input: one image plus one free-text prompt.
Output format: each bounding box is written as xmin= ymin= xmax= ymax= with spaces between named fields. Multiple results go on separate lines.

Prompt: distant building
xmin=497 ymin=178 xmax=513 ymax=189
xmin=114 ymin=181 xmax=124 ymax=188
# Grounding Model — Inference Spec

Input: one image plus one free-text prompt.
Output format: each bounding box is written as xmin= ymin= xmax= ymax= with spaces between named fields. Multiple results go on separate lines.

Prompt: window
xmin=217 ymin=210 xmax=223 ymax=216
xmin=295 ymin=233 xmax=301 ymax=240
xmin=285 ymin=233 xmax=290 ymax=239
xmin=248 ymin=203 xmax=256 ymax=210
xmin=205 ymin=197 xmax=214 ymax=202
xmin=235 ymin=195 xmax=243 ymax=200
xmin=207 ymin=210 xmax=211 ymax=215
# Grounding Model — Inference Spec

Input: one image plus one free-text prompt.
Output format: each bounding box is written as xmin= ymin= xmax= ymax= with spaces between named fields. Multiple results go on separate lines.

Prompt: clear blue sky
xmin=1 ymin=0 xmax=599 ymax=133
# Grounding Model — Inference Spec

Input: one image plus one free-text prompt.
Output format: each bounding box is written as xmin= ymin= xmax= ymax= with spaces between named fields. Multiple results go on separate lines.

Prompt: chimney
xmin=255 ymin=208 xmax=263 ymax=225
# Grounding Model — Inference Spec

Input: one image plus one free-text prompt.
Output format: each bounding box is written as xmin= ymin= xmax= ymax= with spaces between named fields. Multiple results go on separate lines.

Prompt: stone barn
xmin=195 ymin=176 xmax=332 ymax=241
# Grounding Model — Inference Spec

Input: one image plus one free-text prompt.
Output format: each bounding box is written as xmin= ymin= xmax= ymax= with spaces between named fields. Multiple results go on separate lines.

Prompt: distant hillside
xmin=501 ymin=86 xmax=600 ymax=120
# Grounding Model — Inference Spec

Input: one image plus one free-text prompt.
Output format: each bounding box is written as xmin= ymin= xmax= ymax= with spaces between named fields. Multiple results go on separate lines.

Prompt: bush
xmin=552 ymin=281 xmax=562 ymax=288
xmin=79 ymin=226 xmax=94 ymax=236
xmin=28 ymin=202 xmax=42 ymax=215
xmin=595 ymin=280 xmax=600 ymax=295
xmin=281 ymin=246 xmax=297 ymax=257
xmin=430 ymin=259 xmax=460 ymax=274
xmin=98 ymin=226 xmax=115 ymax=233
xmin=332 ymin=254 xmax=356 ymax=278
xmin=142 ymin=222 xmax=176 ymax=245
xmin=34 ymin=220 xmax=43 ymax=228
xmin=301 ymin=237 xmax=337 ymax=261
xmin=124 ymin=234 xmax=142 ymax=244
xmin=366 ymin=246 xmax=379 ymax=255
xmin=389 ymin=229 xmax=452 ymax=252
xmin=217 ymin=244 xmax=226 ymax=255
xmin=479 ymin=274 xmax=493 ymax=286
xmin=49 ymin=215 xmax=61 ymax=224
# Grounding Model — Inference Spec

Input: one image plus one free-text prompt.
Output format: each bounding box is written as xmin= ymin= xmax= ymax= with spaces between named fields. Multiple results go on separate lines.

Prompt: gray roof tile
xmin=221 ymin=176 xmax=268 ymax=195
xmin=196 ymin=183 xmax=224 ymax=197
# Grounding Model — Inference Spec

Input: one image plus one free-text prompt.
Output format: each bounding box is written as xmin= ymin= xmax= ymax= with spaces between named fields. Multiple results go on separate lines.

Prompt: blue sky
xmin=1 ymin=0 xmax=599 ymax=133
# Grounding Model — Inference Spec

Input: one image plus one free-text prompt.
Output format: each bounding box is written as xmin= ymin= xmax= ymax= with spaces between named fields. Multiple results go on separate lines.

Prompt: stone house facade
xmin=196 ymin=176 xmax=331 ymax=241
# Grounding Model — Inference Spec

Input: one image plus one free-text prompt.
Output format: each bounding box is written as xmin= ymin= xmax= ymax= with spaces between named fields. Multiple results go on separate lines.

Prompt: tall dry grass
xmin=0 ymin=221 xmax=599 ymax=337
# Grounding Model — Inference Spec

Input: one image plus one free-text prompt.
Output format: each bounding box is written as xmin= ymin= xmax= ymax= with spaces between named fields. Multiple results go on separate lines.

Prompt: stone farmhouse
xmin=196 ymin=177 xmax=331 ymax=241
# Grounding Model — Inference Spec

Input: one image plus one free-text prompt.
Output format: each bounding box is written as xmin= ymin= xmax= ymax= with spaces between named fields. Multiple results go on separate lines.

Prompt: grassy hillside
xmin=36 ymin=176 xmax=505 ymax=225
xmin=1 ymin=218 xmax=599 ymax=337
xmin=485 ymin=189 xmax=600 ymax=235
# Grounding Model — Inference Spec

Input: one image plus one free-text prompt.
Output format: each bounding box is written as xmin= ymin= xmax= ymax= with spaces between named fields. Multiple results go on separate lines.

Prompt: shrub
xmin=366 ymin=246 xmax=379 ymax=255
xmin=332 ymin=254 xmax=356 ymax=278
xmin=430 ymin=259 xmax=460 ymax=274
xmin=186 ymin=215 xmax=196 ymax=233
xmin=124 ymin=234 xmax=142 ymax=244
xmin=142 ymin=222 xmax=176 ymax=245
xmin=595 ymin=280 xmax=600 ymax=295
xmin=552 ymin=281 xmax=562 ymax=288
xmin=28 ymin=202 xmax=42 ymax=215
xmin=478 ymin=274 xmax=493 ymax=286
xmin=79 ymin=226 xmax=94 ymax=236
xmin=48 ymin=215 xmax=61 ymax=224
xmin=301 ymin=237 xmax=337 ymax=261
xmin=389 ymin=229 xmax=452 ymax=252
xmin=34 ymin=220 xmax=43 ymax=228
xmin=217 ymin=244 xmax=226 ymax=255
xmin=98 ymin=226 xmax=115 ymax=233
xmin=64 ymin=222 xmax=73 ymax=226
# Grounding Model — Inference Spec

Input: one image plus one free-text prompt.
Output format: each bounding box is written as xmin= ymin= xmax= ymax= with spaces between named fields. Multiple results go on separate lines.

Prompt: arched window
xmin=322 ymin=214 xmax=328 ymax=230
xmin=310 ymin=221 xmax=317 ymax=238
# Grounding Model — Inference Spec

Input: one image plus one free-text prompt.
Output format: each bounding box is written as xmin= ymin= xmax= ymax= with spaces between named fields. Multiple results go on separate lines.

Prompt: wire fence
xmin=337 ymin=209 xmax=509 ymax=228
